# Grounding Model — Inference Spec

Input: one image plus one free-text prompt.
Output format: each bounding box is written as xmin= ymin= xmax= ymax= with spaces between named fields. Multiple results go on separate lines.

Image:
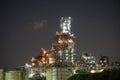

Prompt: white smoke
xmin=33 ymin=20 xmax=48 ymax=31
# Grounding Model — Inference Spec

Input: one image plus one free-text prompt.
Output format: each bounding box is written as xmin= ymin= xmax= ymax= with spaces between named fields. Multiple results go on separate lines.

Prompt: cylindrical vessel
xmin=0 ymin=69 xmax=4 ymax=80
xmin=5 ymin=70 xmax=22 ymax=80
xmin=46 ymin=67 xmax=52 ymax=80
xmin=57 ymin=67 xmax=68 ymax=80
xmin=52 ymin=67 xmax=57 ymax=80
xmin=46 ymin=67 xmax=73 ymax=80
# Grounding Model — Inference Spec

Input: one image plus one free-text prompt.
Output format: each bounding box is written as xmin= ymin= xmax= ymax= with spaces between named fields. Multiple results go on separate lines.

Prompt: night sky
xmin=1 ymin=0 xmax=120 ymax=68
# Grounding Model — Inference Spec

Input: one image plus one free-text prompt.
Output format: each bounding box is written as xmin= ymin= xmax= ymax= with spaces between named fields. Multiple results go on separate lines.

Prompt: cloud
xmin=33 ymin=20 xmax=48 ymax=31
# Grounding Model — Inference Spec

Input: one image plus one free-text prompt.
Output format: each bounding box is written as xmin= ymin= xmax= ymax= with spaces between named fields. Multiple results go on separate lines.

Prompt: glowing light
xmin=90 ymin=69 xmax=104 ymax=73
xmin=60 ymin=17 xmax=71 ymax=34
xmin=25 ymin=63 xmax=31 ymax=67
xmin=68 ymin=39 xmax=73 ymax=43
xmin=90 ymin=70 xmax=96 ymax=73
xmin=58 ymin=39 xmax=63 ymax=43
xmin=98 ymin=69 xmax=104 ymax=73
xmin=31 ymin=63 xmax=35 ymax=66
xmin=49 ymin=58 xmax=52 ymax=60
xmin=42 ymin=57 xmax=45 ymax=61
xmin=43 ymin=50 xmax=47 ymax=54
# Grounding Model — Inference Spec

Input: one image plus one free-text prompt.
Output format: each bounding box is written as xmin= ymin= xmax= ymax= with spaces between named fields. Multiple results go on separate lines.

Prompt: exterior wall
xmin=0 ymin=69 xmax=4 ymax=80
xmin=46 ymin=67 xmax=74 ymax=80
xmin=46 ymin=67 xmax=52 ymax=80
xmin=5 ymin=71 xmax=22 ymax=80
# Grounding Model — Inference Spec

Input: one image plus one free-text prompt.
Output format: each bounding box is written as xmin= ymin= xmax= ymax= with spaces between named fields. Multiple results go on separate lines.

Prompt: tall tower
xmin=60 ymin=17 xmax=71 ymax=34
xmin=28 ymin=17 xmax=76 ymax=80
xmin=53 ymin=17 xmax=76 ymax=64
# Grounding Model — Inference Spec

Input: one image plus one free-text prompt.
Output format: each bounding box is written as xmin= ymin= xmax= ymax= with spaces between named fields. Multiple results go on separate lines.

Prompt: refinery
xmin=0 ymin=17 xmax=120 ymax=80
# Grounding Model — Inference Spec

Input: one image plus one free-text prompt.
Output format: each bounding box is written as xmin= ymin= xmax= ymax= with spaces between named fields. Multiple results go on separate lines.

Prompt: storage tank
xmin=5 ymin=70 xmax=24 ymax=80
xmin=46 ymin=66 xmax=73 ymax=80
xmin=0 ymin=69 xmax=4 ymax=80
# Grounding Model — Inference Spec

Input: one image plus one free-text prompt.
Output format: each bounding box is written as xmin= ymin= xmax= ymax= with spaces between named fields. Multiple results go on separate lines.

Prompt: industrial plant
xmin=0 ymin=17 xmax=120 ymax=80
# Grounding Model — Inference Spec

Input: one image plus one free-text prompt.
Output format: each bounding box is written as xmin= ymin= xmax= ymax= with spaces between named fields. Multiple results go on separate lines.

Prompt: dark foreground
xmin=68 ymin=67 xmax=120 ymax=80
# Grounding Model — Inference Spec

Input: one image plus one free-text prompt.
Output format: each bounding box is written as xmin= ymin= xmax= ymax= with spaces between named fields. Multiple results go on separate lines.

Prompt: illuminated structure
xmin=53 ymin=17 xmax=76 ymax=64
xmin=75 ymin=53 xmax=103 ymax=74
xmin=60 ymin=17 xmax=71 ymax=34
xmin=26 ymin=17 xmax=76 ymax=80
xmin=0 ymin=17 xmax=107 ymax=80
xmin=24 ymin=17 xmax=104 ymax=80
xmin=99 ymin=56 xmax=109 ymax=67
xmin=111 ymin=61 xmax=120 ymax=67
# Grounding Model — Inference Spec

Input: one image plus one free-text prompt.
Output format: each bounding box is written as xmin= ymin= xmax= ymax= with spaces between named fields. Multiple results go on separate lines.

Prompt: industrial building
xmin=1 ymin=17 xmax=105 ymax=80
